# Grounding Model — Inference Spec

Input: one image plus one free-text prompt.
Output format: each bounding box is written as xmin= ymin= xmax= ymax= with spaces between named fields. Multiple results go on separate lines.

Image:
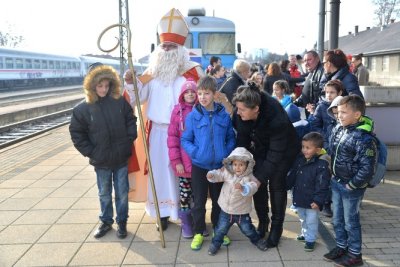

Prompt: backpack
xmin=367 ymin=135 xmax=388 ymax=188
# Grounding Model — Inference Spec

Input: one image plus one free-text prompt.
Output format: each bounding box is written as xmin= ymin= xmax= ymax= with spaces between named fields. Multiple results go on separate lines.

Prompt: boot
xmin=266 ymin=191 xmax=287 ymax=248
xmin=321 ymin=203 xmax=333 ymax=217
xmin=156 ymin=217 xmax=169 ymax=231
xmin=178 ymin=210 xmax=193 ymax=238
xmin=257 ymin=217 xmax=270 ymax=238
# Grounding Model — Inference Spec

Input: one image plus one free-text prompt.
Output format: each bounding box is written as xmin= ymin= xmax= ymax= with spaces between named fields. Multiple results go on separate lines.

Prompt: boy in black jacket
xmin=69 ymin=64 xmax=137 ymax=239
xmin=286 ymin=132 xmax=331 ymax=252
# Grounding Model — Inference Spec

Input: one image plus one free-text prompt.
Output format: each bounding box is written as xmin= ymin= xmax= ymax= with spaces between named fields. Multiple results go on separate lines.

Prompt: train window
xmin=5 ymin=57 xmax=14 ymax=69
xmin=16 ymin=58 xmax=23 ymax=69
xmin=199 ymin=33 xmax=235 ymax=55
xmin=25 ymin=59 xmax=32 ymax=69
xmin=61 ymin=61 xmax=67 ymax=69
xmin=42 ymin=60 xmax=48 ymax=69
xmin=0 ymin=57 xmax=3 ymax=69
xmin=34 ymin=59 xmax=40 ymax=69
xmin=49 ymin=60 xmax=54 ymax=69
xmin=67 ymin=62 xmax=72 ymax=69
xmin=55 ymin=61 xmax=60 ymax=69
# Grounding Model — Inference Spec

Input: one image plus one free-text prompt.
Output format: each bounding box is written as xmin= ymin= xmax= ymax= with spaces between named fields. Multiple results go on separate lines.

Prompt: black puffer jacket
xmin=319 ymin=66 xmax=363 ymax=98
xmin=233 ymin=92 xmax=301 ymax=184
xmin=328 ymin=116 xmax=376 ymax=189
xmin=69 ymin=65 xmax=137 ymax=169
xmin=286 ymin=152 xmax=331 ymax=210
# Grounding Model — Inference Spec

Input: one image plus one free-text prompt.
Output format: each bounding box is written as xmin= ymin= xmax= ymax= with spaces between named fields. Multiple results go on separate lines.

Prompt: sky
xmin=0 ymin=0 xmax=377 ymax=61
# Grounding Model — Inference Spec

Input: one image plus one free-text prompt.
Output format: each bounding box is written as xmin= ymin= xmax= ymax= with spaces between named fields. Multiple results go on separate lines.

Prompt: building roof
xmin=335 ymin=21 xmax=400 ymax=56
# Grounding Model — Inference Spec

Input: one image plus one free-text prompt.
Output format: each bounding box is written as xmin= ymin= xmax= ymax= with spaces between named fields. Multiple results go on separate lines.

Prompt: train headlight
xmin=191 ymin=17 xmax=200 ymax=25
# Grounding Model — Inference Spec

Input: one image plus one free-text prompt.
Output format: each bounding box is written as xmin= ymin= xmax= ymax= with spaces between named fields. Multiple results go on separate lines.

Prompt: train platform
xmin=0 ymin=125 xmax=399 ymax=267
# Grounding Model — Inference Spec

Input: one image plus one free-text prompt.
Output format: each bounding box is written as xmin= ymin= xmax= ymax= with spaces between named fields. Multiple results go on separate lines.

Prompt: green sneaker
xmin=222 ymin=235 xmax=231 ymax=246
xmin=212 ymin=232 xmax=231 ymax=246
xmin=191 ymin=234 xmax=204 ymax=250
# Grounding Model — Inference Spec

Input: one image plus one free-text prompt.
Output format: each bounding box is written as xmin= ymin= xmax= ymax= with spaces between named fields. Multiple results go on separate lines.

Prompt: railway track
xmin=0 ymin=109 xmax=72 ymax=149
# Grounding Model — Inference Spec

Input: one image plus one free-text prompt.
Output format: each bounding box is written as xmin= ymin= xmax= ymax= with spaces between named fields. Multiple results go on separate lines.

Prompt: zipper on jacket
xmin=332 ymin=129 xmax=347 ymax=178
xmin=209 ymin=112 xmax=215 ymax=166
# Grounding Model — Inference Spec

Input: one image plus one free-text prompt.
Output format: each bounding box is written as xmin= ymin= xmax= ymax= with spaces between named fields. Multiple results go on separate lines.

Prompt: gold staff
xmin=97 ymin=23 xmax=165 ymax=248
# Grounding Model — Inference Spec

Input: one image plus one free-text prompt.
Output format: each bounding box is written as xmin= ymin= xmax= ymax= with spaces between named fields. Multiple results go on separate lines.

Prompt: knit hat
xmin=158 ymin=8 xmax=189 ymax=46
xmin=179 ymin=78 xmax=197 ymax=103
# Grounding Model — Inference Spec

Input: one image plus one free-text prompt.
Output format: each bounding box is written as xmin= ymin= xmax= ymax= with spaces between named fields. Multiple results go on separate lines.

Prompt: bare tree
xmin=0 ymin=23 xmax=24 ymax=48
xmin=372 ymin=0 xmax=400 ymax=26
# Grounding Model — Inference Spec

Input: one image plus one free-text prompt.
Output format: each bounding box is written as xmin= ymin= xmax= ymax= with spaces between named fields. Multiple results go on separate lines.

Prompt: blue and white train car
xmin=184 ymin=8 xmax=241 ymax=70
xmin=0 ymin=48 xmax=81 ymax=89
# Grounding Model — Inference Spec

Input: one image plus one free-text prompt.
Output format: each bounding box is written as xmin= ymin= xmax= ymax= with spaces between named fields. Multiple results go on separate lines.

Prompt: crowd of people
xmin=68 ymin=7 xmax=376 ymax=267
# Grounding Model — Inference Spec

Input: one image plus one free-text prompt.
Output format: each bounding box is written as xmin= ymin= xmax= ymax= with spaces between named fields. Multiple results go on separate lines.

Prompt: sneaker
xmin=296 ymin=235 xmax=306 ymax=242
xmin=203 ymin=229 xmax=210 ymax=237
xmin=304 ymin=242 xmax=315 ymax=252
xmin=212 ymin=232 xmax=231 ymax=246
xmin=290 ymin=204 xmax=298 ymax=213
xmin=94 ymin=222 xmax=112 ymax=239
xmin=222 ymin=235 xmax=231 ymax=246
xmin=208 ymin=244 xmax=219 ymax=256
xmin=334 ymin=252 xmax=363 ymax=267
xmin=191 ymin=234 xmax=204 ymax=250
xmin=323 ymin=247 xmax=347 ymax=262
xmin=256 ymin=239 xmax=268 ymax=251
xmin=116 ymin=222 xmax=127 ymax=239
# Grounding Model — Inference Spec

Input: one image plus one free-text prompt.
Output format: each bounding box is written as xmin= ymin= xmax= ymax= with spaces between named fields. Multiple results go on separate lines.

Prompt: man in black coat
xmin=220 ymin=59 xmax=251 ymax=103
xmin=294 ymin=50 xmax=324 ymax=108
xmin=232 ymin=84 xmax=301 ymax=248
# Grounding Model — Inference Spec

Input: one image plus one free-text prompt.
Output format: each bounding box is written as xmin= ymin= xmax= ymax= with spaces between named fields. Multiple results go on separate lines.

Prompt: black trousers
xmin=191 ymin=164 xmax=223 ymax=234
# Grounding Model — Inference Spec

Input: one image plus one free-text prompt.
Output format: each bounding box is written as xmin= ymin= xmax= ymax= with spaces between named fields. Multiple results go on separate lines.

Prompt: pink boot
xmin=178 ymin=210 xmax=193 ymax=238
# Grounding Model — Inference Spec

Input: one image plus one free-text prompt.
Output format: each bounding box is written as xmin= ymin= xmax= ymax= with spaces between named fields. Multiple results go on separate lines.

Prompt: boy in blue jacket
xmin=181 ymin=76 xmax=236 ymax=251
xmin=324 ymin=95 xmax=376 ymax=267
xmin=286 ymin=132 xmax=331 ymax=252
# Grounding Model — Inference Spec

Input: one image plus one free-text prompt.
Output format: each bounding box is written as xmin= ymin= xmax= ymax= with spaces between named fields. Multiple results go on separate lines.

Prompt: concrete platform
xmin=0 ymin=125 xmax=399 ymax=266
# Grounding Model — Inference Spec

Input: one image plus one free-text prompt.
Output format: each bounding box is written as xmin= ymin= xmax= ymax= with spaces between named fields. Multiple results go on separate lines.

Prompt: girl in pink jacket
xmin=167 ymin=79 xmax=198 ymax=238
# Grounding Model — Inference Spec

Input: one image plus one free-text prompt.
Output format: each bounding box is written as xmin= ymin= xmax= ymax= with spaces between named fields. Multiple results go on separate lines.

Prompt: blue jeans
xmin=331 ymin=179 xmax=366 ymax=255
xmin=211 ymin=210 xmax=260 ymax=248
xmin=95 ymin=165 xmax=129 ymax=224
xmin=296 ymin=207 xmax=319 ymax=242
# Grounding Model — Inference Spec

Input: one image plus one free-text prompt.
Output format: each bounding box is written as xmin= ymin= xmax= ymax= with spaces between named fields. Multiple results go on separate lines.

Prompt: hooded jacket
xmin=329 ymin=116 xmax=377 ymax=189
xmin=69 ymin=65 xmax=137 ymax=169
xmin=309 ymin=99 xmax=337 ymax=149
xmin=207 ymin=147 xmax=259 ymax=215
xmin=167 ymin=81 xmax=198 ymax=177
xmin=286 ymin=150 xmax=331 ymax=210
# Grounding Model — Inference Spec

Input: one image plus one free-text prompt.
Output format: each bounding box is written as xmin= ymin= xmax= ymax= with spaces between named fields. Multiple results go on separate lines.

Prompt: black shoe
xmin=156 ymin=217 xmax=169 ymax=231
xmin=94 ymin=223 xmax=112 ymax=239
xmin=321 ymin=204 xmax=333 ymax=217
xmin=266 ymin=225 xmax=283 ymax=248
xmin=334 ymin=252 xmax=363 ymax=267
xmin=117 ymin=222 xmax=127 ymax=239
xmin=255 ymin=239 xmax=268 ymax=251
xmin=208 ymin=244 xmax=219 ymax=256
xmin=323 ymin=247 xmax=347 ymax=262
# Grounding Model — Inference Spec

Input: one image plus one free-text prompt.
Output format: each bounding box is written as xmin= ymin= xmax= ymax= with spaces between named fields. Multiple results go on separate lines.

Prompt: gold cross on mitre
xmin=158 ymin=8 xmax=188 ymax=45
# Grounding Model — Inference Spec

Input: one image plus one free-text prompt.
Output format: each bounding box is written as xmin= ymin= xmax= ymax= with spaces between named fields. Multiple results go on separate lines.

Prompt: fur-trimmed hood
xmin=83 ymin=65 xmax=121 ymax=104
xmin=222 ymin=147 xmax=255 ymax=177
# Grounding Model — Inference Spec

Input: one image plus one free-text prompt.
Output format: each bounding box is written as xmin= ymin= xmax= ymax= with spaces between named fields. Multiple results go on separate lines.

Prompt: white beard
xmin=148 ymin=45 xmax=191 ymax=85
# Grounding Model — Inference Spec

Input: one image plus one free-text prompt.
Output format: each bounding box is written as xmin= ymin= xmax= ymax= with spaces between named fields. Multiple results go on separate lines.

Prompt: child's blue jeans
xmin=331 ymin=178 xmax=366 ymax=255
xmin=296 ymin=207 xmax=319 ymax=242
xmin=211 ymin=210 xmax=261 ymax=248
